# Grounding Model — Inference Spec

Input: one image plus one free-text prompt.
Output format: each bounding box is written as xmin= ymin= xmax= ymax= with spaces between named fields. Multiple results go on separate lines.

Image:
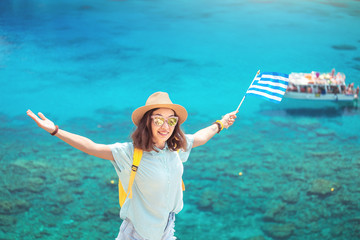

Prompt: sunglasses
xmin=151 ymin=115 xmax=179 ymax=127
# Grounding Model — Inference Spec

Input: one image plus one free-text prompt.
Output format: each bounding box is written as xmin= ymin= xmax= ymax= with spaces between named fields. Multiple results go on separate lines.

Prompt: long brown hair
xmin=131 ymin=108 xmax=187 ymax=152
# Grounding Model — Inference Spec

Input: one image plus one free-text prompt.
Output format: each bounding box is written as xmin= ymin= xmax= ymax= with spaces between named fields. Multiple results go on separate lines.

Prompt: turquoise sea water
xmin=1 ymin=0 xmax=360 ymax=239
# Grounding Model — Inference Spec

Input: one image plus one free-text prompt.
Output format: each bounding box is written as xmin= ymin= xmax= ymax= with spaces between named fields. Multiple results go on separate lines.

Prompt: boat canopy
xmin=289 ymin=71 xmax=346 ymax=86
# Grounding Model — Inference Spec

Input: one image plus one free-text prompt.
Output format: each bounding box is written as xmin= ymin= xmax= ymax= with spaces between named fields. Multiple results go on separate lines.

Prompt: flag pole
xmin=235 ymin=70 xmax=260 ymax=112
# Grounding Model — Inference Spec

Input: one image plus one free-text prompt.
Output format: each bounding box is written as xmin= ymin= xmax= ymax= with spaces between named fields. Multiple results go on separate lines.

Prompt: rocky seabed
xmin=1 ymin=113 xmax=359 ymax=240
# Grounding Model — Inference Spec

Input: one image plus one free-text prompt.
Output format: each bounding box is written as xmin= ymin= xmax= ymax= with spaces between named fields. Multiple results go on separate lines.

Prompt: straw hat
xmin=131 ymin=92 xmax=188 ymax=126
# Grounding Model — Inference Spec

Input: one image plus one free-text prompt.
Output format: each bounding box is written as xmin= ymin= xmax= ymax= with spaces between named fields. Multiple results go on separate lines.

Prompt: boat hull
xmin=279 ymin=93 xmax=357 ymax=111
xmin=284 ymin=92 xmax=354 ymax=102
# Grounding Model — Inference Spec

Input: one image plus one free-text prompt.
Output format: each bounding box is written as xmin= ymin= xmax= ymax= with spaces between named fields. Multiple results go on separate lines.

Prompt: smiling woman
xmin=26 ymin=91 xmax=237 ymax=240
xmin=150 ymin=109 xmax=180 ymax=149
xmin=130 ymin=93 xmax=188 ymax=152
xmin=132 ymin=108 xmax=182 ymax=151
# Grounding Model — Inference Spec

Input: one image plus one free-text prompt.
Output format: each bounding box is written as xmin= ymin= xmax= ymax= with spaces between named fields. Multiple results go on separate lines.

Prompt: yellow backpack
xmin=118 ymin=148 xmax=185 ymax=207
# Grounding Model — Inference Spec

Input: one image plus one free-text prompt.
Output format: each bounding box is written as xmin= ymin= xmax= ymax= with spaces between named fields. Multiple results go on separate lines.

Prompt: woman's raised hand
xmin=26 ymin=110 xmax=57 ymax=133
xmin=221 ymin=110 xmax=238 ymax=129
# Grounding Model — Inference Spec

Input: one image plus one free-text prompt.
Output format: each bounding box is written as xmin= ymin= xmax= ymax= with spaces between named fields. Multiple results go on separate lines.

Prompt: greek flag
xmin=246 ymin=72 xmax=289 ymax=103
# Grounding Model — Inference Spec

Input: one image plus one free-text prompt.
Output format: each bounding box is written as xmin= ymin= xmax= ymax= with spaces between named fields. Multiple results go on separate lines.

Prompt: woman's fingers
xmin=26 ymin=109 xmax=34 ymax=116
xmin=38 ymin=112 xmax=47 ymax=121
xmin=229 ymin=111 xmax=238 ymax=120
xmin=27 ymin=109 xmax=41 ymax=124
xmin=27 ymin=110 xmax=55 ymax=134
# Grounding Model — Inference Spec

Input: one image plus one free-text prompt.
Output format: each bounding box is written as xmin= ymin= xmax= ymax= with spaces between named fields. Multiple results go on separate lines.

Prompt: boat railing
xmin=287 ymin=83 xmax=348 ymax=95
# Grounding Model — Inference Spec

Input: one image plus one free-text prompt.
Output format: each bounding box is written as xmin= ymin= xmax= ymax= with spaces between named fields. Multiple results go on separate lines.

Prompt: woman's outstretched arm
xmin=192 ymin=110 xmax=237 ymax=148
xmin=26 ymin=110 xmax=114 ymax=160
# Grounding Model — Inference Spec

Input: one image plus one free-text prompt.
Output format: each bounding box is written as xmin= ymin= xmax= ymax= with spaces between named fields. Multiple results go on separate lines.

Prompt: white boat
xmin=285 ymin=70 xmax=358 ymax=104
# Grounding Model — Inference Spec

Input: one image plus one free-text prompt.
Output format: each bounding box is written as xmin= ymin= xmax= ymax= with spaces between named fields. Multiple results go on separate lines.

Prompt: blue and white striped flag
xmin=246 ymin=72 xmax=289 ymax=103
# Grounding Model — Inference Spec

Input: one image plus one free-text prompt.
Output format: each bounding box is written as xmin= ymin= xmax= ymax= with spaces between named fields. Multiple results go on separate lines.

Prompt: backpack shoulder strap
xmin=118 ymin=148 xmax=143 ymax=207
xmin=127 ymin=148 xmax=143 ymax=199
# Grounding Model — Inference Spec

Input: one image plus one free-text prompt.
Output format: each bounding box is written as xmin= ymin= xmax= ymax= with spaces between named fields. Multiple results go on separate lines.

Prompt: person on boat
xmin=318 ymin=86 xmax=326 ymax=95
xmin=341 ymin=85 xmax=346 ymax=94
xmin=346 ymin=83 xmax=354 ymax=94
xmin=307 ymin=86 xmax=312 ymax=93
xmin=331 ymin=68 xmax=335 ymax=79
xmin=332 ymin=86 xmax=340 ymax=94
xmin=287 ymin=83 xmax=297 ymax=92
xmin=26 ymin=91 xmax=237 ymax=240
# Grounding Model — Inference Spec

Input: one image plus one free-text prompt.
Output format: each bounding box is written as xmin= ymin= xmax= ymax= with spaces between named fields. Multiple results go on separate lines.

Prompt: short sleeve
xmin=108 ymin=142 xmax=133 ymax=175
xmin=178 ymin=134 xmax=194 ymax=163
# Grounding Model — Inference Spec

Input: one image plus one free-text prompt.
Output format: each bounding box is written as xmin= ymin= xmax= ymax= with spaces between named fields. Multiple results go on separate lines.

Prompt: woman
xmin=27 ymin=92 xmax=237 ymax=240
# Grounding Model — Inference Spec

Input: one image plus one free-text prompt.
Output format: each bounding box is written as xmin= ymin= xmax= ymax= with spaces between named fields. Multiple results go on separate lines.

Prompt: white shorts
xmin=115 ymin=212 xmax=176 ymax=240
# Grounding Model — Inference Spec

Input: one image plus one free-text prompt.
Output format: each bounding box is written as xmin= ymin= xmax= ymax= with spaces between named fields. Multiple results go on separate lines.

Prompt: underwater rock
xmin=8 ymin=160 xmax=50 ymax=182
xmin=58 ymin=194 xmax=74 ymax=205
xmin=61 ymin=174 xmax=80 ymax=183
xmin=11 ymin=159 xmax=49 ymax=171
xmin=6 ymin=183 xmax=25 ymax=193
xmin=56 ymin=185 xmax=69 ymax=195
xmin=198 ymin=189 xmax=219 ymax=210
xmin=240 ymin=160 xmax=257 ymax=169
xmin=47 ymin=205 xmax=63 ymax=215
xmin=103 ymin=207 xmax=119 ymax=220
xmin=33 ymin=229 xmax=51 ymax=238
xmin=9 ymin=160 xmax=30 ymax=170
xmin=0 ymin=215 xmax=17 ymax=226
xmin=271 ymin=117 xmax=291 ymax=128
xmin=8 ymin=162 xmax=31 ymax=175
xmin=307 ymin=221 xmax=322 ymax=233
xmin=261 ymin=223 xmax=295 ymax=239
xmin=73 ymin=210 xmax=96 ymax=221
xmin=331 ymin=44 xmax=357 ymax=50
xmin=28 ymin=160 xmax=49 ymax=169
xmin=336 ymin=192 xmax=356 ymax=205
xmin=60 ymin=170 xmax=81 ymax=186
xmin=27 ymin=177 xmax=45 ymax=193
xmin=306 ymin=151 xmax=340 ymax=159
xmin=307 ymin=179 xmax=340 ymax=197
xmin=261 ymin=184 xmax=275 ymax=193
xmin=94 ymin=223 xmax=112 ymax=234
xmin=7 ymin=177 xmax=45 ymax=193
xmin=72 ymin=189 xmax=84 ymax=195
xmin=263 ymin=202 xmax=286 ymax=222
xmin=294 ymin=118 xmax=321 ymax=130
xmin=347 ymin=181 xmax=360 ymax=193
xmin=349 ymin=216 xmax=360 ymax=223
xmin=281 ymin=189 xmax=299 ymax=204
xmin=315 ymin=129 xmax=336 ymax=137
xmin=0 ymin=188 xmax=10 ymax=200
xmin=212 ymin=200 xmax=227 ymax=213
xmin=330 ymin=224 xmax=344 ymax=237
xmin=298 ymin=208 xmax=320 ymax=223
xmin=237 ymin=184 xmax=251 ymax=192
xmin=294 ymin=164 xmax=305 ymax=173
xmin=0 ymin=200 xmax=31 ymax=214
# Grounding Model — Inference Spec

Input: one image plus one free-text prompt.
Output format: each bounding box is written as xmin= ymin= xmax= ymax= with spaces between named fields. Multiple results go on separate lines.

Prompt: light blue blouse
xmin=109 ymin=134 xmax=194 ymax=240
